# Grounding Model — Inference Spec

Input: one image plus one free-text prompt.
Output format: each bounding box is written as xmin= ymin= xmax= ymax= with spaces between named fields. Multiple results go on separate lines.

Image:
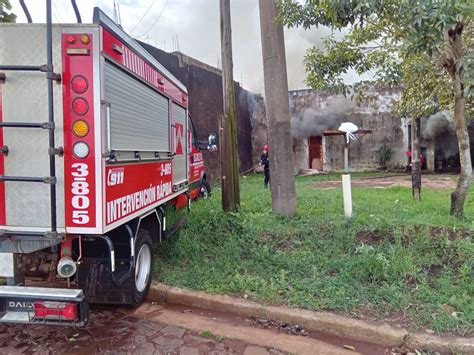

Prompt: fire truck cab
xmin=0 ymin=6 xmax=211 ymax=326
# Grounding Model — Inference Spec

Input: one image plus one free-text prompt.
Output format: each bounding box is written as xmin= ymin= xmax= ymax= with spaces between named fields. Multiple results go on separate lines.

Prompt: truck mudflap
xmin=0 ymin=286 xmax=88 ymax=326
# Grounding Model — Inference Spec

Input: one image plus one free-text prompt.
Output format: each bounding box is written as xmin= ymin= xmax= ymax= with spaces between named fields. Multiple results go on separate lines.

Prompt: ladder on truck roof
xmin=0 ymin=0 xmax=62 ymax=240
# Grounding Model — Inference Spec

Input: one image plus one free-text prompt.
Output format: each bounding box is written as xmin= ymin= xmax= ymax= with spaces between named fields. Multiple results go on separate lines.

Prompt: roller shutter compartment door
xmin=172 ymin=104 xmax=187 ymax=185
xmin=104 ymin=62 xmax=170 ymax=153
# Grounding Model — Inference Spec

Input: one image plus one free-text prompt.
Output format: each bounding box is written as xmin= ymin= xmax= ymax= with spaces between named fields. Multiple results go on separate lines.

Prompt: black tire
xmin=200 ymin=180 xmax=211 ymax=199
xmin=130 ymin=229 xmax=153 ymax=307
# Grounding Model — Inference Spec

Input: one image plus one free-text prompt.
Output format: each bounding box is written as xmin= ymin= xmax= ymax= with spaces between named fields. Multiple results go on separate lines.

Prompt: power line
xmin=174 ymin=33 xmax=180 ymax=52
xmin=130 ymin=0 xmax=156 ymax=33
xmin=52 ymin=2 xmax=64 ymax=22
xmin=117 ymin=1 xmax=122 ymax=26
xmin=52 ymin=9 xmax=60 ymax=23
xmin=113 ymin=1 xmax=118 ymax=23
xmin=135 ymin=0 xmax=169 ymax=39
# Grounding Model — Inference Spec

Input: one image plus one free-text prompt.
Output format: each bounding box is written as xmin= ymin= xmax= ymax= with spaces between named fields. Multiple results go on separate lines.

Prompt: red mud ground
xmin=313 ymin=174 xmax=457 ymax=190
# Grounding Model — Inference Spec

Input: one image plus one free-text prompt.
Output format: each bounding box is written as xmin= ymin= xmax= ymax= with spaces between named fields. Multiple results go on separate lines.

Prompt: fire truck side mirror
xmin=207 ymin=133 xmax=217 ymax=152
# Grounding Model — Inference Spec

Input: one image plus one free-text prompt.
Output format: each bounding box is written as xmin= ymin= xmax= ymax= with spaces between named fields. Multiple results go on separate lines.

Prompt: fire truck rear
xmin=0 ymin=6 xmax=211 ymax=326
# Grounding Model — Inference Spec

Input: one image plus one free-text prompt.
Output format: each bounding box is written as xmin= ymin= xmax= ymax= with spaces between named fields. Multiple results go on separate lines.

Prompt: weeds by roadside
xmin=155 ymin=173 xmax=473 ymax=336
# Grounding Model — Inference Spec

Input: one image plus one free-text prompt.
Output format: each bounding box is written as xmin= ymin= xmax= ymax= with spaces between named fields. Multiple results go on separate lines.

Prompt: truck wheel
xmin=131 ymin=229 xmax=153 ymax=307
xmin=200 ymin=180 xmax=211 ymax=199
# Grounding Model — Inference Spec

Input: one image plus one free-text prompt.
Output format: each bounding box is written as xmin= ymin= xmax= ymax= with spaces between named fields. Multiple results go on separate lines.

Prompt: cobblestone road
xmin=0 ymin=306 xmax=286 ymax=354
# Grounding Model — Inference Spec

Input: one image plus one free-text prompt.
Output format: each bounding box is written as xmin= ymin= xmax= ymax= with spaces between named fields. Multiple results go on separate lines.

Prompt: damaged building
xmin=258 ymin=88 xmax=473 ymax=173
xmin=139 ymin=42 xmax=472 ymax=177
xmin=420 ymin=111 xmax=474 ymax=173
xmin=288 ymin=87 xmax=407 ymax=172
xmin=252 ymin=87 xmax=410 ymax=173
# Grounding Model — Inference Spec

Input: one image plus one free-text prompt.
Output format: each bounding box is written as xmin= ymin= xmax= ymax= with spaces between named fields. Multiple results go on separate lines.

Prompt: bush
xmin=376 ymin=144 xmax=394 ymax=169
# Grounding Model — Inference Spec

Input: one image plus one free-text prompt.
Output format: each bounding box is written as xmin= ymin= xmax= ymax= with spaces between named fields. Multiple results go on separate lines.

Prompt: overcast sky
xmin=10 ymin=0 xmax=361 ymax=93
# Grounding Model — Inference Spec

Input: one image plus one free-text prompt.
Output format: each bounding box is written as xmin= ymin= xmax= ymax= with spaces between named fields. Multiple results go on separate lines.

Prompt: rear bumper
xmin=0 ymin=286 xmax=88 ymax=326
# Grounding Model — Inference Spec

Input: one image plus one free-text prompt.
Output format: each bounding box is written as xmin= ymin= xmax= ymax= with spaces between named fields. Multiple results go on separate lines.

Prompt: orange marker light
xmin=72 ymin=120 xmax=89 ymax=137
xmin=80 ymin=34 xmax=90 ymax=45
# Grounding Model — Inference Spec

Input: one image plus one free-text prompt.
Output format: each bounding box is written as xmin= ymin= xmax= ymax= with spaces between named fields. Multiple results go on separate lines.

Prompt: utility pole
xmin=220 ymin=0 xmax=240 ymax=212
xmin=258 ymin=0 xmax=296 ymax=216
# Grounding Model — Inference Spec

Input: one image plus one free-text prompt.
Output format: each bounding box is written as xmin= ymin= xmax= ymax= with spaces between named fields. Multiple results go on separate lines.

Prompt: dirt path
xmin=0 ymin=302 xmax=388 ymax=354
xmin=313 ymin=174 xmax=457 ymax=190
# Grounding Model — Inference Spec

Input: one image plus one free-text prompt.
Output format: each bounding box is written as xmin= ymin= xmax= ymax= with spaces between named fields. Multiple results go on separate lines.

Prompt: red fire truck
xmin=0 ymin=4 xmax=212 ymax=326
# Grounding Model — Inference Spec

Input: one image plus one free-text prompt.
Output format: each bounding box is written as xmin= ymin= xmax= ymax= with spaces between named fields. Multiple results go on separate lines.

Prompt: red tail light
xmin=34 ymin=301 xmax=78 ymax=321
xmin=66 ymin=35 xmax=76 ymax=44
xmin=71 ymin=75 xmax=88 ymax=94
xmin=72 ymin=98 xmax=89 ymax=115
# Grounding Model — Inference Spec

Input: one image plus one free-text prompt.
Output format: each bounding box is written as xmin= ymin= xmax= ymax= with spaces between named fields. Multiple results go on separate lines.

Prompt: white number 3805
xmin=71 ymin=163 xmax=90 ymax=224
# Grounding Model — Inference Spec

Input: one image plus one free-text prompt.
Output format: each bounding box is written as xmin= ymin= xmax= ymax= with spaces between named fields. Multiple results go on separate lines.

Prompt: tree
xmin=1 ymin=0 xmax=16 ymax=23
xmin=396 ymin=53 xmax=453 ymax=200
xmin=279 ymin=0 xmax=473 ymax=216
xmin=440 ymin=22 xmax=472 ymax=216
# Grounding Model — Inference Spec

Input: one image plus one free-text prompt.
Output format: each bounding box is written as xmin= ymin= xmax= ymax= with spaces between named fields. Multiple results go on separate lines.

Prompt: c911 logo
xmin=107 ymin=168 xmax=124 ymax=186
xmin=71 ymin=163 xmax=90 ymax=224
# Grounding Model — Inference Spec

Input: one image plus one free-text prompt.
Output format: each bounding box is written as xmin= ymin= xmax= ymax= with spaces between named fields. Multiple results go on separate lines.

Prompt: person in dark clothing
xmin=260 ymin=144 xmax=270 ymax=188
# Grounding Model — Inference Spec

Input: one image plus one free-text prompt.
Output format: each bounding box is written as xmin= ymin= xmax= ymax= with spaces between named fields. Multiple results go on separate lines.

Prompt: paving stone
xmin=134 ymin=335 xmax=148 ymax=345
xmin=134 ymin=343 xmax=156 ymax=354
xmin=187 ymin=335 xmax=217 ymax=345
xmin=140 ymin=327 xmax=160 ymax=337
xmin=209 ymin=351 xmax=229 ymax=355
xmin=179 ymin=346 xmax=200 ymax=355
xmin=143 ymin=321 xmax=164 ymax=332
xmin=0 ymin=346 xmax=23 ymax=354
xmin=243 ymin=346 xmax=270 ymax=355
xmin=161 ymin=325 xmax=186 ymax=338
xmin=214 ymin=343 xmax=227 ymax=351
xmin=269 ymin=349 xmax=286 ymax=355
xmin=152 ymin=336 xmax=167 ymax=345
xmin=153 ymin=337 xmax=185 ymax=351
xmin=164 ymin=339 xmax=184 ymax=350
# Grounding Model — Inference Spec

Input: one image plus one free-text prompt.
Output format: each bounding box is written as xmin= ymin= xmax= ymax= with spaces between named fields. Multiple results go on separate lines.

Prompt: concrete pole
xmin=259 ymin=0 xmax=296 ymax=216
xmin=342 ymin=174 xmax=353 ymax=218
xmin=343 ymin=142 xmax=349 ymax=173
xmin=342 ymin=141 xmax=352 ymax=217
xmin=411 ymin=117 xmax=421 ymax=200
xmin=219 ymin=0 xmax=240 ymax=212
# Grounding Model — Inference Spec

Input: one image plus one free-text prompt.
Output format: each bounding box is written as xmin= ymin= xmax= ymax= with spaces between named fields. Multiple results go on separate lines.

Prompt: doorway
xmin=308 ymin=136 xmax=323 ymax=171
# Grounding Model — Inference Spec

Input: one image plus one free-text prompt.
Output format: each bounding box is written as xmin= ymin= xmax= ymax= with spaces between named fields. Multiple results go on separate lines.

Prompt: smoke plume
xmin=290 ymin=96 xmax=355 ymax=139
xmin=422 ymin=110 xmax=458 ymax=159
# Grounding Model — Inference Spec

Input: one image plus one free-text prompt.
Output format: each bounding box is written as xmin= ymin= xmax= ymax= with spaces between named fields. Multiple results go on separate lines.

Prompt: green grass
xmin=199 ymin=330 xmax=214 ymax=338
xmin=154 ymin=173 xmax=474 ymax=336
